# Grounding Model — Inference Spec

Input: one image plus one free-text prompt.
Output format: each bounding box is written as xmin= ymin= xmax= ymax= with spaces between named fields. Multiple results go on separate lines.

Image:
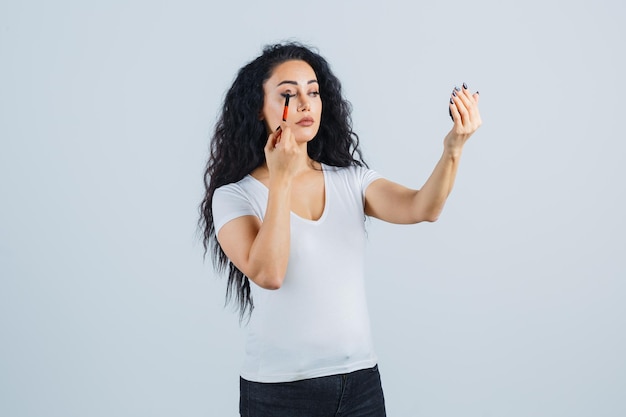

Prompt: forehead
xmin=266 ymin=60 xmax=317 ymax=86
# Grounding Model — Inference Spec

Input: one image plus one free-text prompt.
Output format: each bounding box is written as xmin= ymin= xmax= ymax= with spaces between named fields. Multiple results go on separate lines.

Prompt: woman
xmin=199 ymin=42 xmax=481 ymax=416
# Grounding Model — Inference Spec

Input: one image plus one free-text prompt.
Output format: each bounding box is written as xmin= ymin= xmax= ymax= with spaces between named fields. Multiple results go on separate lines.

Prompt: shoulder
xmin=323 ymin=164 xmax=382 ymax=191
xmin=213 ymin=175 xmax=265 ymax=214
xmin=213 ymin=176 xmax=264 ymax=234
xmin=323 ymin=163 xmax=368 ymax=179
xmin=214 ymin=176 xmax=258 ymax=199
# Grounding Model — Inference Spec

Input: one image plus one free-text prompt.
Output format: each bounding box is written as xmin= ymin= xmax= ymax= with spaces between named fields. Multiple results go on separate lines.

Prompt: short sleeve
xmin=357 ymin=166 xmax=383 ymax=198
xmin=212 ymin=184 xmax=258 ymax=235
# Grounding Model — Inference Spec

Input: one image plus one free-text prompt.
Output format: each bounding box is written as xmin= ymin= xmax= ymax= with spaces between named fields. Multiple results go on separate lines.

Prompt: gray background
xmin=1 ymin=0 xmax=624 ymax=416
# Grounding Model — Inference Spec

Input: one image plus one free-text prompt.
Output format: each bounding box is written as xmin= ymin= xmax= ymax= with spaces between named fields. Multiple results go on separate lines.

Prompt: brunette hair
xmin=199 ymin=42 xmax=366 ymax=319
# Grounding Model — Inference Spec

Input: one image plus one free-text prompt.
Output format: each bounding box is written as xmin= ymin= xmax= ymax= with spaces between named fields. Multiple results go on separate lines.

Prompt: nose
xmin=297 ymin=97 xmax=310 ymax=112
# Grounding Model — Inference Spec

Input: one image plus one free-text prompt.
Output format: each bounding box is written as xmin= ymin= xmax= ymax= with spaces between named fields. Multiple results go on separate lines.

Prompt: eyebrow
xmin=276 ymin=79 xmax=318 ymax=87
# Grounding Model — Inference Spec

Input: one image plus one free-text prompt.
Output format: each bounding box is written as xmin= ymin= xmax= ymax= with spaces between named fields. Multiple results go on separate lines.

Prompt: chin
xmin=297 ymin=127 xmax=320 ymax=143
xmin=296 ymin=136 xmax=316 ymax=144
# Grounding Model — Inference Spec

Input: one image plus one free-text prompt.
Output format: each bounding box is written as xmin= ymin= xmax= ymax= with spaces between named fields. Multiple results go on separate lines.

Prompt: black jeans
xmin=239 ymin=365 xmax=386 ymax=417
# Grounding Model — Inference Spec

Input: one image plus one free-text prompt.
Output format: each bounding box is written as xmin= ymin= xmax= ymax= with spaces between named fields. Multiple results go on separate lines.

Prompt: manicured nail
xmin=452 ymin=90 xmax=457 ymax=97
xmin=476 ymin=91 xmax=480 ymax=95
xmin=450 ymin=98 xmax=454 ymax=104
xmin=463 ymin=82 xmax=468 ymax=89
xmin=454 ymin=86 xmax=461 ymax=92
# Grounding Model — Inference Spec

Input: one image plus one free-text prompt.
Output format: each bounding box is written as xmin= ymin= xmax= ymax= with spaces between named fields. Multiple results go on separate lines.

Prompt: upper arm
xmin=364 ymin=178 xmax=426 ymax=224
xmin=216 ymin=215 xmax=262 ymax=278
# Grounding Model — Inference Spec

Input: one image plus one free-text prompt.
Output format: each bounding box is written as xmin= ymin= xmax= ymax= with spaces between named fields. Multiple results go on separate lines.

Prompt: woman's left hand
xmin=446 ymin=83 xmax=482 ymax=155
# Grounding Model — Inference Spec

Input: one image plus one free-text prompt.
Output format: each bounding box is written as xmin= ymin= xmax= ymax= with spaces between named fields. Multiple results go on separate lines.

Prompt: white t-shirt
xmin=213 ymin=164 xmax=382 ymax=383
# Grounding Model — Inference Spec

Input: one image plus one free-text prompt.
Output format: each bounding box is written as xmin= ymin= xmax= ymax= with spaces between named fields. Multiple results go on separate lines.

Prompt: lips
xmin=296 ymin=117 xmax=314 ymax=127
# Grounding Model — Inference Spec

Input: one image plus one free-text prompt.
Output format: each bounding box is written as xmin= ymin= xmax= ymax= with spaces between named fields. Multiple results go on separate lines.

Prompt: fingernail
xmin=275 ymin=125 xmax=281 ymax=132
xmin=463 ymin=82 xmax=468 ymax=89
xmin=450 ymin=98 xmax=454 ymax=104
xmin=476 ymin=91 xmax=480 ymax=95
xmin=452 ymin=90 xmax=457 ymax=97
xmin=454 ymin=86 xmax=461 ymax=92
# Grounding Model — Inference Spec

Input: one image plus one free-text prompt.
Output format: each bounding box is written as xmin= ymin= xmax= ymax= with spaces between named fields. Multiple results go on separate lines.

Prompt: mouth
xmin=296 ymin=117 xmax=314 ymax=127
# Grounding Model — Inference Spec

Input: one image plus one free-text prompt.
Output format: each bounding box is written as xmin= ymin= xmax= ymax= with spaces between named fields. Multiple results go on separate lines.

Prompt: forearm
xmin=246 ymin=178 xmax=292 ymax=289
xmin=412 ymin=147 xmax=462 ymax=221
xmin=413 ymin=81 xmax=481 ymax=220
xmin=365 ymin=85 xmax=480 ymax=225
xmin=414 ymin=81 xmax=481 ymax=219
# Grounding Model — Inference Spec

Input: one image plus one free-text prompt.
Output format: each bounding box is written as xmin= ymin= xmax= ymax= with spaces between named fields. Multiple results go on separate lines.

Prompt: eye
xmin=309 ymin=91 xmax=320 ymax=97
xmin=281 ymin=92 xmax=296 ymax=98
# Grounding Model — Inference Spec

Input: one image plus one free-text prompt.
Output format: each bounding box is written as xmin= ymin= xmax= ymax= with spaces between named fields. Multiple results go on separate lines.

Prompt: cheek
xmin=261 ymin=99 xmax=279 ymax=121
xmin=260 ymin=102 xmax=276 ymax=132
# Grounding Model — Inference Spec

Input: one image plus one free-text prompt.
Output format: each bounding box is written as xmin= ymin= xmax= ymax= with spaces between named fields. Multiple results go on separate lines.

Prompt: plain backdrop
xmin=1 ymin=0 xmax=625 ymax=416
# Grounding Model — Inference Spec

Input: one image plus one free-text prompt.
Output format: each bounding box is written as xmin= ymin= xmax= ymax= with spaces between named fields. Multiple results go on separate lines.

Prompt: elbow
xmin=414 ymin=215 xmax=439 ymax=224
xmin=245 ymin=256 xmax=288 ymax=290
xmin=423 ymin=204 xmax=445 ymax=223
xmin=410 ymin=199 xmax=444 ymax=223
xmin=260 ymin=277 xmax=283 ymax=290
xmin=412 ymin=208 xmax=441 ymax=223
xmin=425 ymin=209 xmax=441 ymax=222
xmin=250 ymin=269 xmax=286 ymax=290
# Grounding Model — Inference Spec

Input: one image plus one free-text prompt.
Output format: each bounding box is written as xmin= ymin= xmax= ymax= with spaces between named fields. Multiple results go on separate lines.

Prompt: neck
xmin=293 ymin=149 xmax=318 ymax=174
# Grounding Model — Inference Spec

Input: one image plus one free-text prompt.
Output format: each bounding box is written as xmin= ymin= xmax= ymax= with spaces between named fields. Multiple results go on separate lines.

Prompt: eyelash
xmin=281 ymin=92 xmax=320 ymax=98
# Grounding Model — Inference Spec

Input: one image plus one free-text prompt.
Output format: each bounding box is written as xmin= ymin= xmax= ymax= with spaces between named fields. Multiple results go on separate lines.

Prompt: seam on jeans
xmin=335 ymin=374 xmax=347 ymax=417
xmin=242 ymin=378 xmax=249 ymax=417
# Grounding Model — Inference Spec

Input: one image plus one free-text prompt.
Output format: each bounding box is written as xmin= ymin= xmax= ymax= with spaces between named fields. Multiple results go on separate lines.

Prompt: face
xmin=261 ymin=60 xmax=322 ymax=143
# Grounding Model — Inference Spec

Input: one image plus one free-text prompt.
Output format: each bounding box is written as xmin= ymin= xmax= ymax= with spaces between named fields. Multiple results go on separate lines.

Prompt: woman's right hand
xmin=216 ymin=124 xmax=299 ymax=291
xmin=264 ymin=125 xmax=302 ymax=182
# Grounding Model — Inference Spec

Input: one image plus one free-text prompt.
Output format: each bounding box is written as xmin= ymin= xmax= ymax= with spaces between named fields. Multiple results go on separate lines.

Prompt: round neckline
xmin=246 ymin=164 xmax=329 ymax=224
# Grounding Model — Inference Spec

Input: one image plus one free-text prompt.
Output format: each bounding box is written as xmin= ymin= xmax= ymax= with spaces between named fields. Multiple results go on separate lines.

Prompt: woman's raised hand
xmin=446 ymin=83 xmax=482 ymax=154
xmin=264 ymin=124 xmax=302 ymax=181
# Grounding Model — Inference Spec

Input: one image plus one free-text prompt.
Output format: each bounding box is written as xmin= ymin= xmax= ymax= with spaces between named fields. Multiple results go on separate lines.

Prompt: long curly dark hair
xmin=199 ymin=42 xmax=367 ymax=320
